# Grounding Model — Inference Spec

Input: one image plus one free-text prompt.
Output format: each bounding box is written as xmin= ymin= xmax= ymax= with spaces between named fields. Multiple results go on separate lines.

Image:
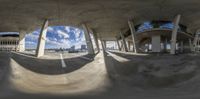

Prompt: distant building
xmin=70 ymin=45 xmax=75 ymax=50
xmin=81 ymin=45 xmax=86 ymax=50
xmin=0 ymin=33 xmax=21 ymax=51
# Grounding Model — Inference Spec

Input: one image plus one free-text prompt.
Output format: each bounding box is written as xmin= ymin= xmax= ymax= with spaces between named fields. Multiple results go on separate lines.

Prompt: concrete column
xmin=128 ymin=20 xmax=138 ymax=53
xmin=116 ymin=40 xmax=121 ymax=51
xmin=104 ymin=41 xmax=107 ymax=49
xmin=119 ymin=32 xmax=128 ymax=52
xmin=170 ymin=14 xmax=181 ymax=54
xmin=100 ymin=40 xmax=106 ymax=51
xmin=128 ymin=41 xmax=131 ymax=51
xmin=189 ymin=39 xmax=194 ymax=52
xmin=36 ymin=19 xmax=49 ymax=57
xmin=152 ymin=35 xmax=161 ymax=52
xmin=163 ymin=38 xmax=168 ymax=52
xmin=180 ymin=41 xmax=184 ymax=53
xmin=120 ymin=40 xmax=124 ymax=51
xmin=82 ymin=24 xmax=95 ymax=55
xmin=126 ymin=40 xmax=130 ymax=51
xmin=92 ymin=31 xmax=100 ymax=52
xmin=18 ymin=32 xmax=26 ymax=52
xmin=193 ymin=30 xmax=200 ymax=52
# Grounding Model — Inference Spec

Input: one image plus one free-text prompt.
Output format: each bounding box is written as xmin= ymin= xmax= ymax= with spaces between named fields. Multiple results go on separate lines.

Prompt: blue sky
xmin=137 ymin=22 xmax=175 ymax=32
xmin=25 ymin=26 xmax=86 ymax=49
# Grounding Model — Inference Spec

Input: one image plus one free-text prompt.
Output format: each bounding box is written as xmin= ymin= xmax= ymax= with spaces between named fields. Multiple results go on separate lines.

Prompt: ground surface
xmin=1 ymin=51 xmax=200 ymax=99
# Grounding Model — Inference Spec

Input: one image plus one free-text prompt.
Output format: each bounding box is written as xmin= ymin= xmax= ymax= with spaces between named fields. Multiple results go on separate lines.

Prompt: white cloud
xmin=25 ymin=41 xmax=37 ymax=45
xmin=57 ymin=30 xmax=69 ymax=39
xmin=75 ymin=29 xmax=82 ymax=40
xmin=48 ymin=27 xmax=54 ymax=32
xmin=64 ymin=26 xmax=70 ymax=32
xmin=25 ymin=26 xmax=87 ymax=49
xmin=26 ymin=33 xmax=39 ymax=41
xmin=25 ymin=41 xmax=37 ymax=49
xmin=46 ymin=37 xmax=71 ymax=48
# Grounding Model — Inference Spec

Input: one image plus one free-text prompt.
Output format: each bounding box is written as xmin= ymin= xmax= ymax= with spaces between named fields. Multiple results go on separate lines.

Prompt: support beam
xmin=152 ymin=35 xmax=161 ymax=52
xmin=82 ymin=24 xmax=95 ymax=55
xmin=92 ymin=31 xmax=100 ymax=52
xmin=119 ymin=32 xmax=128 ymax=52
xmin=170 ymin=14 xmax=181 ymax=54
xmin=189 ymin=39 xmax=194 ymax=52
xmin=180 ymin=41 xmax=184 ymax=53
xmin=116 ymin=40 xmax=121 ymax=51
xmin=36 ymin=19 xmax=48 ymax=57
xmin=120 ymin=40 xmax=125 ymax=51
xmin=128 ymin=41 xmax=131 ymax=51
xmin=193 ymin=30 xmax=200 ymax=52
xmin=18 ymin=31 xmax=26 ymax=52
xmin=104 ymin=40 xmax=107 ymax=49
xmin=163 ymin=38 xmax=168 ymax=52
xmin=100 ymin=39 xmax=106 ymax=51
xmin=128 ymin=20 xmax=138 ymax=53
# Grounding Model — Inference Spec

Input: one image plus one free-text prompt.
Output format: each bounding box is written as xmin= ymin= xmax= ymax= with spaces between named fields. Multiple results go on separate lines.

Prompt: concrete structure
xmin=92 ymin=31 xmax=100 ymax=52
xmin=119 ymin=32 xmax=128 ymax=52
xmin=128 ymin=20 xmax=138 ymax=53
xmin=82 ymin=24 xmax=95 ymax=55
xmin=18 ymin=31 xmax=25 ymax=52
xmin=0 ymin=37 xmax=19 ymax=51
xmin=0 ymin=33 xmax=21 ymax=52
xmin=0 ymin=0 xmax=196 ymax=55
xmin=1 ymin=1 xmax=200 ymax=98
xmin=36 ymin=19 xmax=49 ymax=57
xmin=0 ymin=0 xmax=197 ymax=43
xmin=151 ymin=35 xmax=161 ymax=52
xmin=116 ymin=40 xmax=121 ymax=51
xmin=170 ymin=15 xmax=181 ymax=54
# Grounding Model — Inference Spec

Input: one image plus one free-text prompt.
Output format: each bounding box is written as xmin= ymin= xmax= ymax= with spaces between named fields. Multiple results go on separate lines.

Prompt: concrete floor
xmin=1 ymin=51 xmax=200 ymax=99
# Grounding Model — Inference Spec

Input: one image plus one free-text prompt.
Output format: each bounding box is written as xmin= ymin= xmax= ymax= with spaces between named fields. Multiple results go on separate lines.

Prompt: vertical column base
xmin=152 ymin=35 xmax=161 ymax=53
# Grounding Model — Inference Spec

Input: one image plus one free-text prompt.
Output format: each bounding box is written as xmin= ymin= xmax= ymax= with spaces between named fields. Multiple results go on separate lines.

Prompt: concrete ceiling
xmin=0 ymin=0 xmax=199 ymax=40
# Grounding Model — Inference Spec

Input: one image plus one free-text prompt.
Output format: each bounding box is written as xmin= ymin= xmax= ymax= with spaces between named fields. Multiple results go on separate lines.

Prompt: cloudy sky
xmin=25 ymin=26 xmax=86 ymax=49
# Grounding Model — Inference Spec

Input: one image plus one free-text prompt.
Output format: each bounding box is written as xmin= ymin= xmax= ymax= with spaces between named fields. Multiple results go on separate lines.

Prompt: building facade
xmin=0 ymin=34 xmax=22 ymax=52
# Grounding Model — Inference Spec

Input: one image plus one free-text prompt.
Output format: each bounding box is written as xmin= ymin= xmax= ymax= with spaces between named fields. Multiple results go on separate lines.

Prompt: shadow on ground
xmin=10 ymin=52 xmax=95 ymax=75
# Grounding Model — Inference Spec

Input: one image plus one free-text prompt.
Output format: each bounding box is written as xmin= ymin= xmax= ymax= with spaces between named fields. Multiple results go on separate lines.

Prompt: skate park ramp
xmin=1 ymin=51 xmax=200 ymax=99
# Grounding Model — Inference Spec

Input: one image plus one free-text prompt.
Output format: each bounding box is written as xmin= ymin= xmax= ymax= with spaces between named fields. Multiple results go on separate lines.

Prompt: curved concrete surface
xmin=0 ymin=0 xmax=200 ymax=40
xmin=1 ymin=51 xmax=200 ymax=98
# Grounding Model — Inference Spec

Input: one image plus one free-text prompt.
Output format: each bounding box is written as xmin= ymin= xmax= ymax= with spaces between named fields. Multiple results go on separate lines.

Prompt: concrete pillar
xmin=100 ymin=40 xmax=106 ymax=51
xmin=170 ymin=14 xmax=181 ymax=54
xmin=152 ymin=35 xmax=161 ymax=52
xmin=128 ymin=20 xmax=138 ymax=53
xmin=36 ymin=19 xmax=49 ymax=57
xmin=163 ymin=38 xmax=168 ymax=52
xmin=92 ymin=31 xmax=100 ymax=52
xmin=193 ymin=30 xmax=200 ymax=52
xmin=18 ymin=32 xmax=26 ymax=52
xmin=126 ymin=40 xmax=130 ymax=51
xmin=82 ymin=24 xmax=95 ymax=55
xmin=180 ymin=41 xmax=184 ymax=53
xmin=128 ymin=41 xmax=131 ymax=51
xmin=119 ymin=32 xmax=128 ymax=52
xmin=189 ymin=39 xmax=194 ymax=52
xmin=120 ymin=40 xmax=124 ymax=51
xmin=104 ymin=41 xmax=107 ymax=49
xmin=116 ymin=40 xmax=121 ymax=51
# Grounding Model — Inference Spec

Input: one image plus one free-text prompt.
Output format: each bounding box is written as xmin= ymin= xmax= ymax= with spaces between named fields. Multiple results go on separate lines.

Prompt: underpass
xmin=0 ymin=0 xmax=200 ymax=99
